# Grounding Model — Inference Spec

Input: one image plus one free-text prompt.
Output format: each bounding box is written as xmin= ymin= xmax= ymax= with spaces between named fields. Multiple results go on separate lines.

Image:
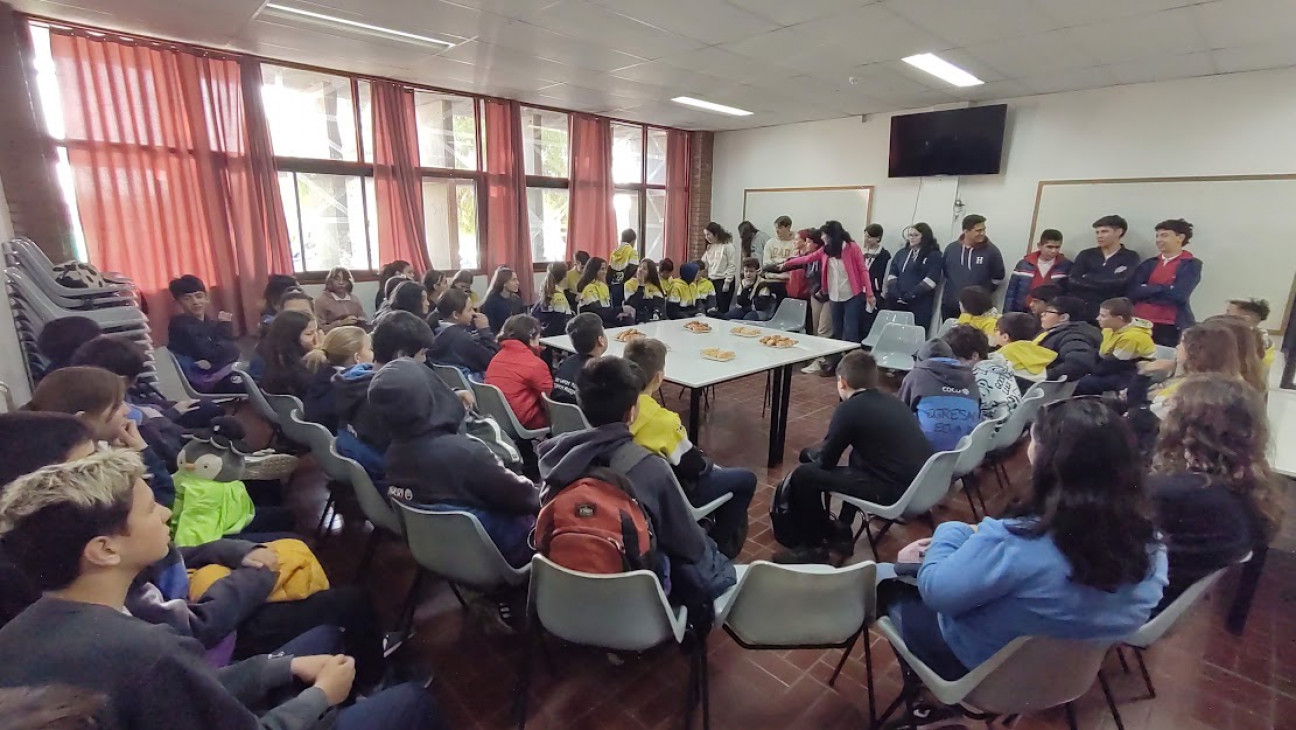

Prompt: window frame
xmin=613 ymin=123 xmax=669 ymax=260
xmin=523 ymin=107 xmax=572 ymax=267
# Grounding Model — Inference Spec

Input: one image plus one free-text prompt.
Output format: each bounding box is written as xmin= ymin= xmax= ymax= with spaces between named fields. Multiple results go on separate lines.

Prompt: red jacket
xmin=485 ymin=340 xmax=553 ymax=430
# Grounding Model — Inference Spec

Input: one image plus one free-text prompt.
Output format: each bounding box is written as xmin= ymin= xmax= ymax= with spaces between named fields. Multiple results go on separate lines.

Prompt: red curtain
xmin=372 ymin=81 xmax=429 ymax=272
xmin=664 ymin=129 xmax=691 ymax=264
xmin=50 ymin=30 xmax=292 ymax=336
xmin=567 ymin=113 xmax=616 ymax=260
xmin=482 ymin=98 xmax=533 ymax=299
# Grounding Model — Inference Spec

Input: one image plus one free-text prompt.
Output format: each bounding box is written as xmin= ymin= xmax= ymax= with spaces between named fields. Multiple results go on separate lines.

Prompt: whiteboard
xmin=742 ymin=186 xmax=873 ymax=241
xmin=1031 ymin=176 xmax=1296 ymax=333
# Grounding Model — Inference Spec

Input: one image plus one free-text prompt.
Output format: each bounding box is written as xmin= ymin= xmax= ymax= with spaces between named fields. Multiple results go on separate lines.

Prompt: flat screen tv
xmin=888 ymin=104 xmax=1007 ymax=177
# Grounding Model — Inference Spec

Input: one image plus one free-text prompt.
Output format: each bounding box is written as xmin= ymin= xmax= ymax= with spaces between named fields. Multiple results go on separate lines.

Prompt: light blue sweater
xmin=917 ymin=517 xmax=1168 ymax=669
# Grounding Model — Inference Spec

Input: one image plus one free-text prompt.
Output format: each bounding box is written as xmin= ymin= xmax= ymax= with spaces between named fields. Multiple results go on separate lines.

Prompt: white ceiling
xmin=15 ymin=0 xmax=1296 ymax=130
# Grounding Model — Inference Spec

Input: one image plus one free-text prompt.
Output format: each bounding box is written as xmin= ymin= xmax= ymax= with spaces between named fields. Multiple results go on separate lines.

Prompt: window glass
xmin=527 ymin=187 xmax=569 ymax=263
xmin=645 ymin=189 xmax=667 ymax=261
xmin=262 ymin=65 xmax=365 ymax=162
xmin=521 ymin=108 xmax=569 ymax=178
xmin=612 ymin=123 xmax=643 ymax=185
xmin=646 ymin=128 xmax=668 ymax=186
xmin=280 ymin=171 xmax=374 ymax=271
xmin=415 ymin=92 xmax=478 ymax=170
xmin=614 ymin=191 xmax=641 ymax=247
xmin=423 ymin=178 xmax=479 ymax=270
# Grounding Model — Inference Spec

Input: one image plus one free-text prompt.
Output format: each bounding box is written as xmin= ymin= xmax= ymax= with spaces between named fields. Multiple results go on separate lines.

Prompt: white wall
xmin=713 ymin=67 xmax=1296 ymax=269
xmin=0 ymin=179 xmax=33 ymax=405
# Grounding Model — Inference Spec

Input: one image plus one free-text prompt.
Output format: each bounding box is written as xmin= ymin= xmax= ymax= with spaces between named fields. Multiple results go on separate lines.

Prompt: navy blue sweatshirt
xmin=885 ymin=244 xmax=944 ymax=303
xmin=941 ymin=239 xmax=1005 ymax=311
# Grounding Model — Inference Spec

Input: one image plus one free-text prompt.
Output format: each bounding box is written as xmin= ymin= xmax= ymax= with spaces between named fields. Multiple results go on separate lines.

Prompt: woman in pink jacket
xmin=770 ymin=221 xmax=876 ymax=372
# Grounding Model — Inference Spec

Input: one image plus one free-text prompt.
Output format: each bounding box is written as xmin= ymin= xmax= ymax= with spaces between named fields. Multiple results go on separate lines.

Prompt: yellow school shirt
xmin=564 ymin=268 xmax=583 ymax=294
xmin=695 ymin=278 xmax=716 ymax=299
xmin=543 ymin=287 xmax=572 ymax=314
xmin=957 ymin=310 xmax=999 ymax=340
xmin=629 ymin=393 xmax=692 ymax=466
xmin=625 ymin=278 xmax=664 ymax=300
xmin=579 ymin=281 xmax=612 ymax=308
xmin=1100 ymin=318 xmax=1156 ymax=361
xmin=609 ymin=243 xmax=640 ymax=273
xmin=666 ymin=278 xmax=698 ymax=306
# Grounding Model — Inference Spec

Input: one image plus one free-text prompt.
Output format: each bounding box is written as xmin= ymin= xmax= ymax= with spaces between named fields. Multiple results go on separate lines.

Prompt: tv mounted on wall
xmin=888 ymin=104 xmax=1008 ymax=177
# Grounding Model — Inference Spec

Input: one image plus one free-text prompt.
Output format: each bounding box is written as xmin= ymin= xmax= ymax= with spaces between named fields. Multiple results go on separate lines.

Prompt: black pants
xmin=235 ymin=585 xmax=385 ymax=688
xmin=711 ymin=278 xmax=733 ymax=314
xmin=1151 ymin=323 xmax=1180 ymax=347
xmin=781 ymin=449 xmax=903 ymax=548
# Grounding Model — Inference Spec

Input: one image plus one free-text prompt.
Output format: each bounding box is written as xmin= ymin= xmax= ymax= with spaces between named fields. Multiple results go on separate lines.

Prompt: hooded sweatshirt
xmin=940 ymin=239 xmax=1005 ymax=313
xmin=430 ymin=322 xmax=499 ymax=377
xmin=1005 ymin=250 xmax=1071 ymax=313
xmin=332 ymin=362 xmax=386 ymax=449
xmin=990 ymin=340 xmax=1058 ymax=382
xmin=1093 ymin=318 xmax=1157 ymax=377
xmin=1036 ymin=320 xmax=1103 ymax=382
xmin=666 ymin=264 xmax=702 ymax=319
xmin=898 ymin=341 xmax=982 ymax=452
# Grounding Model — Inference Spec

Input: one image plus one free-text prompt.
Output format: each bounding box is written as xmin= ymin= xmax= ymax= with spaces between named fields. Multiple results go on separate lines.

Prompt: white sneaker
xmin=801 ymin=359 xmax=823 ymax=374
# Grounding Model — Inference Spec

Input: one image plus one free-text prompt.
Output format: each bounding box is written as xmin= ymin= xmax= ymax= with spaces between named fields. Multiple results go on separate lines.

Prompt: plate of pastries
xmin=615 ymin=328 xmax=645 ymax=342
xmin=759 ymin=334 xmax=798 ymax=348
xmin=700 ymin=347 xmax=736 ymax=361
xmin=730 ymin=326 xmax=762 ymax=337
xmin=684 ymin=320 xmax=713 ymax=333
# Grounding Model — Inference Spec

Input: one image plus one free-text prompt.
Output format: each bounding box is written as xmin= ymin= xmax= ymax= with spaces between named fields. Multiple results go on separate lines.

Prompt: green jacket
xmin=170 ymin=473 xmax=255 ymax=547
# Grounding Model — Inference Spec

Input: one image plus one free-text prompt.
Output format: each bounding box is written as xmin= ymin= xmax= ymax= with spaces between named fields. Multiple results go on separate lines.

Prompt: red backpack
xmin=535 ymin=446 xmax=658 ymax=575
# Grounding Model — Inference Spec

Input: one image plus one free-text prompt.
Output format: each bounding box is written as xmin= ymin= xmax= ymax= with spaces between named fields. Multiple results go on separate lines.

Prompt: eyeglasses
xmin=1042 ymin=309 xmax=1062 ymax=315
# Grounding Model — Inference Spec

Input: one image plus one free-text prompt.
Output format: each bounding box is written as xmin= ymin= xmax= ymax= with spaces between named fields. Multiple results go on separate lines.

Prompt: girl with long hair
xmin=1150 ymin=321 xmax=1240 ymax=419
xmin=1150 ymin=376 xmax=1282 ymax=607
xmin=302 ymin=325 xmax=372 ymax=432
xmin=313 ymin=266 xmax=366 ymax=332
xmin=1204 ymin=314 xmax=1268 ymax=393
xmin=701 ymin=222 xmax=738 ymax=312
xmin=884 ymin=221 xmax=944 ymax=334
xmin=625 ymin=258 xmax=665 ymax=322
xmin=576 ymin=257 xmax=633 ymax=326
xmin=256 ymin=310 xmax=319 ymax=398
xmin=451 ymin=269 xmax=478 ymax=307
xmin=482 ymin=266 xmax=528 ymax=334
xmin=374 ymin=259 xmax=413 ymax=310
xmin=535 ymin=261 xmax=573 ymax=337
xmin=385 ymin=280 xmax=429 ymax=320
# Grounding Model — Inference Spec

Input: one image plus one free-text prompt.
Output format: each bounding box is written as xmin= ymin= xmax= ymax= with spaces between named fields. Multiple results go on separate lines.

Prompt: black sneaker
xmin=882 ymin=701 xmax=962 ymax=729
xmin=771 ymin=545 xmax=831 ymax=565
xmin=828 ymin=521 xmax=856 ymax=557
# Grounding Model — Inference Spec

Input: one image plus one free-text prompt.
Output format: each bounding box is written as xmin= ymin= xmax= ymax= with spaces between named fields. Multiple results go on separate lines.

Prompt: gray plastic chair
xmin=431 ymin=362 xmax=472 ymax=392
xmin=542 ymin=392 xmax=590 ymax=435
xmin=315 ymin=439 xmax=403 ymax=572
xmin=470 ymin=380 xmax=549 ymax=441
xmin=154 ymin=346 xmax=203 ymax=401
xmin=831 ymin=449 xmax=961 ymax=556
xmin=4 ymin=238 xmax=132 ymax=295
xmin=660 ymin=453 xmax=731 ymax=523
xmin=394 ymin=501 xmax=531 ymax=595
xmin=1153 ymin=344 xmax=1177 ymax=362
xmin=869 ymin=322 xmax=926 ymax=371
xmin=983 ymin=392 xmax=1045 ymax=491
xmin=937 ymin=317 xmax=959 ymax=337
xmin=862 ymin=309 xmax=915 ymax=349
xmin=952 ymin=417 xmax=1001 ymax=519
xmin=1021 ymin=377 xmax=1075 ymax=408
xmin=8 ymin=270 xmax=148 ymax=331
xmin=765 ymin=298 xmax=807 ymax=333
xmin=285 ymin=409 xmax=338 ymax=469
xmin=232 ymin=364 xmax=283 ymax=426
xmin=874 ymin=617 xmax=1124 ymax=730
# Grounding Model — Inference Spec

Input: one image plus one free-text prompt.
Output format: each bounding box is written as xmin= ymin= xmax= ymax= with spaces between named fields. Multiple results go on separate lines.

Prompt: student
xmin=1129 ymin=218 xmax=1202 ymax=347
xmin=485 ymin=315 xmax=553 ymax=431
xmin=278 ymin=289 xmax=315 ymax=316
xmin=623 ymin=338 xmax=756 ymax=559
xmin=259 ymin=274 xmax=300 ymax=330
xmin=878 ymin=399 xmax=1166 ymax=692
xmin=450 ymin=269 xmax=479 ymax=308
xmin=701 ymin=222 xmax=738 ymax=313
xmin=372 ymin=277 xmax=410 ymax=322
xmin=1205 ymin=315 xmax=1268 ymax=394
xmin=36 ymin=316 xmax=101 ymax=373
xmin=942 ymin=325 xmax=1022 ymax=422
xmin=657 ymin=256 xmax=675 ymax=283
xmin=1145 ymin=321 xmax=1241 ymax=421
xmin=313 ymin=267 xmax=367 ymax=333
xmin=955 ymin=285 xmax=999 ymax=342
xmin=797 ymin=229 xmax=835 ymax=373
xmin=301 ymin=326 xmax=372 ymax=433
xmin=534 ymin=261 xmax=573 ymax=337
xmin=722 ymin=258 xmax=769 ymax=321
xmin=0 ymin=449 xmax=441 ymax=730
xmin=858 ymin=223 xmax=891 ymax=336
xmin=1025 ymin=283 xmax=1061 ymax=317
xmin=737 ymin=220 xmax=771 ymax=263
xmin=537 ymin=356 xmax=736 ymax=599
xmin=1069 ymin=215 xmax=1142 ymax=322
xmin=375 ymin=259 xmax=414 ymax=311
xmin=1226 ymin=298 xmax=1275 ymax=367
xmin=576 ymin=256 xmax=634 ymax=326
xmin=1004 ymin=229 xmax=1070 ymax=313
xmin=481 ymin=266 xmax=528 ymax=334
xmin=373 ymin=359 xmax=538 ymax=568
xmin=624 ymin=259 xmax=666 ymax=323
xmin=1148 ymin=376 xmax=1279 ymax=609
xmin=166 ymin=275 xmax=241 ymax=393
xmin=429 ymin=288 xmax=499 ymax=379
xmin=664 ymin=262 xmax=703 ymax=320
xmin=771 ymin=220 xmax=877 ymax=364
xmin=884 ymin=222 xmax=944 ymax=334
xmin=1074 ymin=297 xmax=1155 ymax=396
xmin=761 ymin=216 xmax=798 ymax=291
xmin=898 ymin=340 xmax=982 ymax=452
xmin=256 ymin=311 xmax=319 ymax=399
xmin=608 ymin=229 xmax=641 ymax=309
xmin=550 ymin=313 xmax=605 ymax=405
xmin=381 ymin=280 xmax=429 ymax=323
xmin=1035 ymin=295 xmax=1103 ymax=382
xmin=990 ymin=312 xmax=1056 ymax=383
xmin=422 ymin=269 xmax=449 ymax=329
xmin=940 ymin=215 xmax=1005 ymax=321
xmin=772 ymin=351 xmax=933 ymax=564
xmin=694 ymin=259 xmax=718 ymax=314
xmin=69 ymin=334 xmax=222 ymax=431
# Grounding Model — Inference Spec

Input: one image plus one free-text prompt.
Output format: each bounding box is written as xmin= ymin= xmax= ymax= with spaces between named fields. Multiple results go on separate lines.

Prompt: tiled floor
xmin=271 ymin=368 xmax=1295 ymax=730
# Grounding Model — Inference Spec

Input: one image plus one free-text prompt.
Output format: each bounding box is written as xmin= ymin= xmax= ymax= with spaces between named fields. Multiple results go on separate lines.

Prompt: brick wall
xmin=686 ymin=130 xmax=713 ymax=263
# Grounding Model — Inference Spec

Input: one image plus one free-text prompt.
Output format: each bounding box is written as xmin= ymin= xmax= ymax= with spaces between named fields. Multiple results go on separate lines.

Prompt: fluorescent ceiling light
xmin=902 ymin=53 xmax=983 ymax=87
xmin=671 ymin=96 xmax=753 ymax=117
xmin=262 ymin=3 xmax=456 ymax=49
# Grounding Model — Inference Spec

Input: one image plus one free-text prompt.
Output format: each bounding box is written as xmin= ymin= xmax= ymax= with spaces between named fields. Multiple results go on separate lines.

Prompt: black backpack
xmin=769 ymin=474 xmax=807 ymax=549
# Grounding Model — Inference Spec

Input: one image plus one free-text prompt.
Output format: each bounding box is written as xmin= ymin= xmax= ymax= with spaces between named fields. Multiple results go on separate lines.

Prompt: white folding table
xmin=540 ymin=317 xmax=857 ymax=466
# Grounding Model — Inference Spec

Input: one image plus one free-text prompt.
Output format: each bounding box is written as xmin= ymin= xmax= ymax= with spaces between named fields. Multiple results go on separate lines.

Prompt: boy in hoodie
xmin=955 ymin=286 xmax=999 ymax=343
xmin=665 ymin=262 xmax=703 ymax=319
xmin=1035 ymin=295 xmax=1103 ymax=382
xmin=551 ymin=313 xmax=606 ymax=405
xmin=371 ymin=358 xmax=538 ymax=567
xmin=537 ymin=356 xmax=736 ymax=600
xmin=1076 ymin=297 xmax=1157 ymax=395
xmin=1129 ymin=218 xmax=1203 ymax=347
xmin=722 ymin=258 xmax=776 ymax=321
xmin=990 ymin=312 xmax=1056 ymax=383
xmin=940 ymin=215 xmax=1005 ymax=321
xmin=166 ymin=275 xmax=243 ymax=393
xmin=1004 ymin=229 xmax=1070 ymax=313
xmin=430 ymin=288 xmax=500 ymax=379
xmin=898 ymin=340 xmax=982 ymax=452
xmin=942 ymin=325 xmax=1022 ymax=422
xmin=623 ymin=339 xmax=756 ymax=558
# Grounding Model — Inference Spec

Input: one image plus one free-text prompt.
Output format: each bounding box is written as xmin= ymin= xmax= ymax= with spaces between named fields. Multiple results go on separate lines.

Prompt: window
xmin=523 ymin=107 xmax=570 ymax=262
xmin=422 ymin=178 xmax=479 ymax=271
xmin=279 ymin=172 xmax=375 ymax=272
xmin=414 ymin=92 xmax=483 ymax=270
xmin=415 ymin=91 xmax=479 ymax=171
xmin=263 ymin=65 xmax=371 ymax=163
xmin=527 ymin=188 xmax=569 ymax=265
xmin=523 ymin=108 xmax=570 ymax=178
xmin=612 ymin=123 xmax=643 ymax=185
xmin=612 ymin=123 xmax=669 ymax=259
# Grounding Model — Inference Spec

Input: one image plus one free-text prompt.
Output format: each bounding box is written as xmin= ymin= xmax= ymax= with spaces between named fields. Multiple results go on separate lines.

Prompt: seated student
xmin=259 ymin=274 xmax=300 ymax=331
xmin=373 ymin=275 xmax=412 ymax=320
xmin=165 ymin=275 xmax=241 ymax=393
xmin=898 ymin=340 xmax=982 ymax=452
xmin=0 ymin=449 xmax=440 ymax=730
xmin=624 ymin=259 xmax=666 ymax=323
xmin=722 ymin=258 xmax=776 ymax=321
xmin=534 ymin=262 xmax=573 ymax=337
xmin=485 ymin=315 xmax=553 ymax=431
xmin=608 ymin=229 xmax=641 ymax=309
xmin=1227 ymin=297 xmax=1276 ymax=368
xmin=36 ymin=316 xmax=101 ymax=374
xmin=313 ymin=267 xmax=367 ymax=333
xmin=301 ymin=326 xmax=371 ymax=433
xmin=380 ymin=280 xmax=430 ymax=323
xmin=1004 ymin=229 xmax=1069 ymax=313
xmin=955 ymin=285 xmax=999 ymax=342
xmin=372 ymin=359 xmax=538 ymax=567
xmin=481 ymin=266 xmax=528 ymax=334
xmin=1144 ymin=322 xmax=1241 ymax=420
xmin=422 ymin=270 xmax=449 ymax=332
xmin=665 ymin=261 xmax=703 ymax=320
xmin=1035 ymin=295 xmax=1102 ymax=382
xmin=623 ymin=339 xmax=756 ymax=559
xmin=256 ymin=311 xmax=320 ymax=399
xmin=450 ymin=269 xmax=479 ymax=308
xmin=1025 ymin=283 xmax=1061 ymax=317
xmin=773 ymin=351 xmax=933 ymax=564
xmin=564 ymin=250 xmax=590 ymax=309
xmin=537 ymin=357 xmax=736 ymax=599
xmin=550 ymin=313 xmax=606 ymax=405
xmin=278 ymin=289 xmax=315 ymax=316
xmin=576 ymin=256 xmax=634 ymax=326
xmin=429 ymin=288 xmax=499 ymax=379
xmin=1147 ymin=376 xmax=1280 ymax=609
xmin=70 ymin=334 xmax=222 ymax=432
xmin=990 ymin=312 xmax=1056 ymax=383
xmin=942 ymin=325 xmax=1021 ymax=422
xmin=1207 ymin=314 xmax=1268 ymax=395
xmin=1075 ymin=297 xmax=1155 ymax=396
xmin=694 ymin=259 xmax=718 ymax=314
xmin=877 ymin=398 xmax=1165 ymax=697
xmin=658 ymin=256 xmax=676 ymax=284
xmin=375 ymin=259 xmax=414 ymax=312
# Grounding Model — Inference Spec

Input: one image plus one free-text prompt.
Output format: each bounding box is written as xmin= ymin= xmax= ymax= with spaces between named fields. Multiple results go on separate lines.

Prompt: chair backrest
xmin=953 ymin=417 xmax=999 ymax=478
xmin=394 ymin=502 xmax=527 ymax=591
xmin=1154 ymin=344 xmax=1177 ymax=362
xmin=530 ymin=554 xmax=683 ymax=652
xmin=329 ymin=446 xmax=402 ymax=535
xmin=963 ymin=636 xmax=1114 ymax=715
xmin=896 ymin=449 xmax=962 ymax=517
xmin=7 ymin=270 xmax=148 ymax=331
xmin=1021 ymin=378 xmax=1071 ymax=408
xmin=766 ymin=298 xmax=807 ymax=333
xmin=937 ymin=318 xmax=959 ymax=337
xmin=1126 ymin=561 xmax=1240 ymax=648
xmin=722 ymin=561 xmax=876 ymax=646
xmin=872 ymin=322 xmax=926 ymax=355
xmin=285 ymin=410 xmax=340 ymax=473
xmin=267 ymin=393 xmax=305 ymax=429
xmin=153 ymin=346 xmax=202 ymax=401
xmin=6 ymin=238 xmax=132 ymax=300
xmin=231 ymin=365 xmax=282 ymax=425
xmin=431 ymin=363 xmax=472 ymax=392
xmin=471 ymin=380 xmax=541 ymax=440
xmin=543 ymin=393 xmax=590 ymax=435
xmin=989 ymin=392 xmax=1045 ymax=452
xmin=864 ymin=310 xmax=915 ymax=343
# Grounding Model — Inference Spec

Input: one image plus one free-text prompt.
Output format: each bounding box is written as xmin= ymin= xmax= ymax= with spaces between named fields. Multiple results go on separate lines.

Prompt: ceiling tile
xmin=964 ymin=30 xmax=1099 ymax=79
xmin=1211 ymin=41 xmax=1296 ymax=73
xmin=590 ymin=0 xmax=779 ymax=45
xmin=1193 ymin=0 xmax=1296 ymax=49
xmin=794 ymin=3 xmax=949 ymax=57
xmin=1106 ymin=50 xmax=1217 ymax=84
xmin=438 ymin=0 xmax=562 ymax=14
xmin=1064 ymin=6 xmax=1208 ymax=64
xmin=726 ymin=0 xmax=880 ymax=27
xmin=241 ymin=19 xmax=432 ymax=69
xmin=607 ymin=62 xmax=731 ymax=95
xmin=1033 ymin=0 xmax=1214 ymax=27
xmin=882 ymin=0 xmax=1065 ymax=46
xmin=1018 ymin=65 xmax=1119 ymax=94
xmin=473 ymin=19 xmax=647 ymax=71
xmin=16 ymin=0 xmax=262 ymax=44
xmin=656 ymin=47 xmax=797 ymax=85
xmin=716 ymin=25 xmax=821 ymax=60
xmin=515 ymin=0 xmax=704 ymax=59
xmin=438 ymin=40 xmax=597 ymax=85
xmin=953 ymin=79 xmax=1034 ymax=101
xmin=296 ymin=0 xmax=500 ymax=42
xmin=531 ymin=82 xmax=640 ymax=110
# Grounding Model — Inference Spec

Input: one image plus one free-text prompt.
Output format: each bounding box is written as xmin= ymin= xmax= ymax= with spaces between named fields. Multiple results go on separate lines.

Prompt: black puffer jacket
xmin=1038 ymin=321 xmax=1102 ymax=382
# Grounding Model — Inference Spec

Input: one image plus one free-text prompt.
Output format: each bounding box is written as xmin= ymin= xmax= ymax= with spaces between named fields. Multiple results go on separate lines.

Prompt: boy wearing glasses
xmin=1034 ymin=295 xmax=1102 ymax=382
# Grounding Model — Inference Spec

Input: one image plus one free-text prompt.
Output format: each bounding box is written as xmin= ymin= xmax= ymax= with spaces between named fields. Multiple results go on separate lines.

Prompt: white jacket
xmin=702 ymin=241 xmax=738 ymax=282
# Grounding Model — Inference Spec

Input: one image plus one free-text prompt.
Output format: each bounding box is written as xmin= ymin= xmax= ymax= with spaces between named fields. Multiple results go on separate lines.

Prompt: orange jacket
xmin=485 ymin=340 xmax=553 ymax=430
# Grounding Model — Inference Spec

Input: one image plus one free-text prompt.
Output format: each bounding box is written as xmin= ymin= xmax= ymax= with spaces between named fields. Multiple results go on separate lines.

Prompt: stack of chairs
xmin=3 ymin=237 xmax=155 ymax=389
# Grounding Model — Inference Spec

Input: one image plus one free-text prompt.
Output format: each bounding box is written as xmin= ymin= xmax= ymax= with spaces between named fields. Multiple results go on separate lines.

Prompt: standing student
xmin=1129 ymin=218 xmax=1202 ymax=347
xmin=884 ymin=222 xmax=944 ymax=334
xmin=374 ymin=260 xmax=414 ymax=311
xmin=607 ymin=230 xmax=641 ymax=309
xmin=166 ymin=275 xmax=241 ymax=394
xmin=481 ymin=266 xmax=528 ymax=334
xmin=940 ymin=215 xmax=1005 ymax=321
xmin=485 ymin=315 xmax=553 ymax=431
xmin=737 ymin=220 xmax=771 ymax=263
xmin=429 ymin=289 xmax=499 ymax=379
xmin=1069 ymin=215 xmax=1141 ymax=322
xmin=256 ymin=311 xmax=319 ymax=399
xmin=796 ymin=230 xmax=834 ymax=373
xmin=701 ymin=222 xmax=739 ymax=313
xmin=858 ymin=223 xmax=891 ymax=338
xmin=761 ymin=216 xmax=798 ymax=293
xmin=898 ymin=340 xmax=982 ymax=452
xmin=1005 ymin=229 xmax=1070 ymax=313
xmin=549 ymin=313 xmax=605 ymax=405
xmin=576 ymin=257 xmax=634 ymax=326
xmin=313 ymin=267 xmax=367 ymax=332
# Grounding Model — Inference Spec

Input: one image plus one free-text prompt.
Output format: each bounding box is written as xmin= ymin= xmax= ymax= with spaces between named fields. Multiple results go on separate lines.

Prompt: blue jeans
xmin=830 ymin=293 xmax=868 ymax=344
xmin=880 ymin=582 xmax=970 ymax=681
xmin=694 ymin=465 xmax=757 ymax=559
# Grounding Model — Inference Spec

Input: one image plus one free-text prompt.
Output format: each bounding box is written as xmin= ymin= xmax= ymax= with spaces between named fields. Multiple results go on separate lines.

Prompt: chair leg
xmin=700 ymin=638 xmax=711 ymax=730
xmin=315 ymin=492 xmax=335 ymax=540
xmin=828 ymin=631 xmax=859 ymax=686
xmin=762 ymin=370 xmax=771 ymax=418
xmin=448 ymin=582 xmax=469 ymax=609
xmin=684 ymin=640 xmax=699 ymax=730
xmin=863 ymin=631 xmax=877 ymax=730
xmin=514 ymin=620 xmax=534 ymax=730
xmin=963 ymin=484 xmax=981 ymax=521
xmin=1115 ymin=646 xmax=1130 ymax=674
xmin=1064 ymin=702 xmax=1079 ymax=730
xmin=396 ymin=571 xmax=424 ymax=638
xmin=1098 ymin=670 xmax=1126 ymax=730
xmin=1228 ymin=544 xmax=1267 ymax=636
xmin=1134 ymin=648 xmax=1156 ymax=700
